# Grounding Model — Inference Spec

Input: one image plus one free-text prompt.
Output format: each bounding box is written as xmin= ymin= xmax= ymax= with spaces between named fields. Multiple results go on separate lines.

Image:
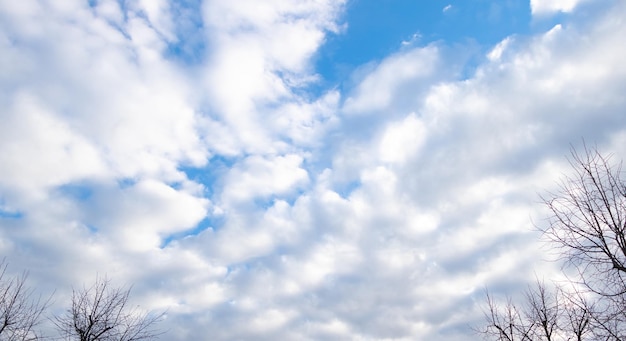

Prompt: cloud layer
xmin=1 ymin=0 xmax=626 ymax=339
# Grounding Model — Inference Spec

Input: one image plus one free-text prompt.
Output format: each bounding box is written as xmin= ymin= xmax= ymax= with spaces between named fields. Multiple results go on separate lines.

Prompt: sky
xmin=1 ymin=0 xmax=625 ymax=339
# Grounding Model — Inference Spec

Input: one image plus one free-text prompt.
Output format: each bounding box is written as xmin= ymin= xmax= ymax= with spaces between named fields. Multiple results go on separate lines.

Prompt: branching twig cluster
xmin=0 ymin=260 xmax=163 ymax=341
xmin=479 ymin=145 xmax=626 ymax=340
xmin=479 ymin=280 xmax=593 ymax=341
xmin=53 ymin=277 xmax=164 ymax=341
xmin=0 ymin=260 xmax=50 ymax=341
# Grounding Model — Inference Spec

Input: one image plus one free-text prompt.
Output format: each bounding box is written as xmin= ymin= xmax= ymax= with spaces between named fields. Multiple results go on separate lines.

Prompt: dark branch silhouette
xmin=479 ymin=144 xmax=626 ymax=340
xmin=54 ymin=277 xmax=164 ymax=341
xmin=0 ymin=260 xmax=50 ymax=341
xmin=541 ymin=145 xmax=626 ymax=296
xmin=477 ymin=279 xmax=592 ymax=341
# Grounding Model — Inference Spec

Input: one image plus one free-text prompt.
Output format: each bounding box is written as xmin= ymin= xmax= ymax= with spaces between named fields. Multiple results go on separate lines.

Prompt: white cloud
xmin=2 ymin=0 xmax=626 ymax=340
xmin=321 ymin=2 xmax=626 ymax=338
xmin=343 ymin=46 xmax=441 ymax=114
xmin=0 ymin=0 xmax=207 ymax=186
xmin=0 ymin=93 xmax=106 ymax=194
xmin=487 ymin=36 xmax=512 ymax=61
xmin=202 ymin=0 xmax=345 ymax=154
xmin=221 ymin=154 xmax=309 ymax=204
xmin=91 ymin=179 xmax=209 ymax=251
xmin=93 ymin=0 xmax=124 ymax=26
xmin=378 ymin=113 xmax=427 ymax=163
xmin=530 ymin=0 xmax=590 ymax=15
xmin=135 ymin=0 xmax=175 ymax=40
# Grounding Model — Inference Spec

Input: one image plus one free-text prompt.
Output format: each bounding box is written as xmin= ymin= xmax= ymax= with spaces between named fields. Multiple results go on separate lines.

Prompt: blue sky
xmin=1 ymin=0 xmax=625 ymax=339
xmin=318 ymin=0 xmax=532 ymax=70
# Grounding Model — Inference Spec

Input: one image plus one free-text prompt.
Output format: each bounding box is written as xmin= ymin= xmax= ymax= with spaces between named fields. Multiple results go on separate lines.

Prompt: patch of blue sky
xmin=88 ymin=0 xmax=206 ymax=66
xmin=0 ymin=207 xmax=23 ymax=219
xmin=334 ymin=180 xmax=361 ymax=199
xmin=0 ymin=197 xmax=22 ymax=219
xmin=253 ymin=189 xmax=305 ymax=209
xmin=316 ymin=0 xmax=534 ymax=87
xmin=85 ymin=224 xmax=98 ymax=233
xmin=55 ymin=182 xmax=94 ymax=201
xmin=160 ymin=215 xmax=219 ymax=248
xmin=116 ymin=178 xmax=137 ymax=189
xmin=163 ymin=0 xmax=208 ymax=66
xmin=179 ymin=154 xmax=240 ymax=198
xmin=87 ymin=0 xmax=131 ymax=39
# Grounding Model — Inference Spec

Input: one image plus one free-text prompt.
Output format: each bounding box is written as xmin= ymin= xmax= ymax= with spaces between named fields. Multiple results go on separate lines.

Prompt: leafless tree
xmin=540 ymin=144 xmax=626 ymax=338
xmin=541 ymin=145 xmax=626 ymax=297
xmin=478 ymin=279 xmax=593 ymax=341
xmin=480 ymin=290 xmax=533 ymax=341
xmin=54 ymin=277 xmax=163 ymax=341
xmin=479 ymin=144 xmax=626 ymax=340
xmin=0 ymin=260 xmax=50 ymax=341
xmin=558 ymin=287 xmax=593 ymax=341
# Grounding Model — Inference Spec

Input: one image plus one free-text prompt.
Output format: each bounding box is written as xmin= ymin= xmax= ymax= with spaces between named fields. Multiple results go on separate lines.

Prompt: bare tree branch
xmin=540 ymin=144 xmax=626 ymax=297
xmin=54 ymin=277 xmax=164 ymax=341
xmin=478 ymin=280 xmax=594 ymax=341
xmin=0 ymin=259 xmax=51 ymax=341
xmin=479 ymin=144 xmax=626 ymax=340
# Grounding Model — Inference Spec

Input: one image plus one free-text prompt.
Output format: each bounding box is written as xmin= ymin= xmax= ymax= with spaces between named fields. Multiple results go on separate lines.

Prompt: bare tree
xmin=541 ymin=145 xmax=626 ymax=296
xmin=558 ymin=287 xmax=593 ymax=341
xmin=0 ymin=260 xmax=50 ymax=341
xmin=478 ymin=279 xmax=593 ymax=341
xmin=540 ymin=145 xmax=626 ymax=339
xmin=54 ymin=277 xmax=163 ymax=341
xmin=479 ymin=144 xmax=626 ymax=340
xmin=480 ymin=290 xmax=533 ymax=341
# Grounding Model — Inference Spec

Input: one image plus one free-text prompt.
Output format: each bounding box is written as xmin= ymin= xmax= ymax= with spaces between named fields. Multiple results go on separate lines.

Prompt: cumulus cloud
xmin=201 ymin=0 xmax=345 ymax=154
xmin=343 ymin=45 xmax=442 ymax=114
xmin=2 ymin=0 xmax=626 ymax=340
xmin=530 ymin=0 xmax=590 ymax=14
xmin=221 ymin=154 xmax=309 ymax=205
